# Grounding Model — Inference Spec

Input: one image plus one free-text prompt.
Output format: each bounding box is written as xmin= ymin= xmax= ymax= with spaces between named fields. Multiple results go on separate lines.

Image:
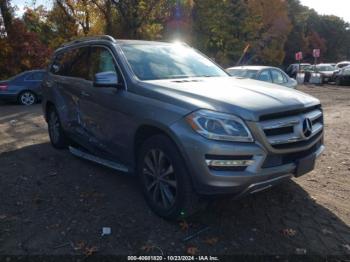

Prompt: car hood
xmin=139 ymin=77 xmax=320 ymax=121
xmin=319 ymin=71 xmax=335 ymax=76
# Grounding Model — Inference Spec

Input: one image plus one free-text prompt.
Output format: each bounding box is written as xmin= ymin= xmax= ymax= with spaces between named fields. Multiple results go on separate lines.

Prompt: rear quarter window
xmin=26 ymin=72 xmax=45 ymax=81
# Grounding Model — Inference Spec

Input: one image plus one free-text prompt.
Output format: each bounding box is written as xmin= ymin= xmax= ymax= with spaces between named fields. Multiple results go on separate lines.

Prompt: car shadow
xmin=0 ymin=142 xmax=349 ymax=255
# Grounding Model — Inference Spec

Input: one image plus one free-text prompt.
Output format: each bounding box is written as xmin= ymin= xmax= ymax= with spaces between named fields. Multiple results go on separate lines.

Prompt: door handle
xmin=80 ymin=91 xmax=91 ymax=97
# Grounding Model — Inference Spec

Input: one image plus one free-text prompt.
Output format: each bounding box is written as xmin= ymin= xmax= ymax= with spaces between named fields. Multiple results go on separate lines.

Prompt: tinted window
xmin=271 ymin=69 xmax=287 ymax=84
xmin=51 ymin=47 xmax=89 ymax=80
xmin=227 ymin=69 xmax=258 ymax=79
xmin=258 ymin=70 xmax=272 ymax=82
xmin=316 ymin=65 xmax=335 ymax=71
xmin=26 ymin=72 xmax=45 ymax=81
xmin=89 ymin=46 xmax=119 ymax=82
xmin=338 ymin=63 xmax=350 ymax=69
xmin=69 ymin=48 xmax=90 ymax=79
xmin=343 ymin=68 xmax=350 ymax=75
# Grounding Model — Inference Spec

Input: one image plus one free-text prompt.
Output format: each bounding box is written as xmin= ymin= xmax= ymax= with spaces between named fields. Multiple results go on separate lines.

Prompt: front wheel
xmin=137 ymin=134 xmax=201 ymax=220
xmin=336 ymin=78 xmax=343 ymax=86
xmin=18 ymin=91 xmax=37 ymax=105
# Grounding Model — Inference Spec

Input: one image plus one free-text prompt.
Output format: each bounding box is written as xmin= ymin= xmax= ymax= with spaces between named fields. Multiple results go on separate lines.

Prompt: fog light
xmin=205 ymin=159 xmax=254 ymax=167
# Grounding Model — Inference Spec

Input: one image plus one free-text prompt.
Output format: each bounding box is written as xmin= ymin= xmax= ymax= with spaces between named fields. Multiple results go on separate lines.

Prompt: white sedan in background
xmin=226 ymin=66 xmax=298 ymax=88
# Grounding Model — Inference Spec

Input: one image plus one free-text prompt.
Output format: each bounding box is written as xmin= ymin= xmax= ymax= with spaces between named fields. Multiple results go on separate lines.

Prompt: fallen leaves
xmin=179 ymin=220 xmax=189 ymax=231
xmin=140 ymin=244 xmax=164 ymax=255
xmin=73 ymin=241 xmax=98 ymax=256
xmin=186 ymin=246 xmax=199 ymax=255
xmin=84 ymin=246 xmax=98 ymax=256
xmin=281 ymin=228 xmax=297 ymax=237
xmin=203 ymin=237 xmax=219 ymax=246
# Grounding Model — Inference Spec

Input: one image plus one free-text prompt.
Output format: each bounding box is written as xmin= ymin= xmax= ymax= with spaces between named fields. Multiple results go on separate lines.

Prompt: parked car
xmin=336 ymin=61 xmax=350 ymax=69
xmin=317 ymin=64 xmax=337 ymax=83
xmin=226 ymin=66 xmax=298 ymax=88
xmin=0 ymin=70 xmax=46 ymax=105
xmin=286 ymin=63 xmax=311 ymax=78
xmin=334 ymin=65 xmax=350 ymax=86
xmin=42 ymin=36 xmax=325 ymax=220
xmin=333 ymin=61 xmax=350 ymax=80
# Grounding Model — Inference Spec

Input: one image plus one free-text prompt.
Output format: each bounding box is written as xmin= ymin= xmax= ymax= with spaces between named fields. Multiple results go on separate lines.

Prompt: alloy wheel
xmin=20 ymin=92 xmax=35 ymax=105
xmin=142 ymin=149 xmax=177 ymax=209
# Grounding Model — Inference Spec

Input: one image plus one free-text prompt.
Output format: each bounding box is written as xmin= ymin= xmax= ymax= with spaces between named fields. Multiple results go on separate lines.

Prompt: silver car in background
xmin=226 ymin=66 xmax=298 ymax=88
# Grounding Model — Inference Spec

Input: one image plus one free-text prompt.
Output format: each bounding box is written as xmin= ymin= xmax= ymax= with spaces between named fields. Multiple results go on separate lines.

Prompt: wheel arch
xmin=133 ymin=124 xmax=187 ymax=165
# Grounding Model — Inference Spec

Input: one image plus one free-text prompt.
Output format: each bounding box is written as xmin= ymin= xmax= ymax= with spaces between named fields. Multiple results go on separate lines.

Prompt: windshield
xmin=300 ymin=64 xmax=310 ymax=71
xmin=120 ymin=43 xmax=228 ymax=80
xmin=338 ymin=63 xmax=350 ymax=68
xmin=227 ymin=68 xmax=258 ymax=79
xmin=316 ymin=65 xmax=335 ymax=71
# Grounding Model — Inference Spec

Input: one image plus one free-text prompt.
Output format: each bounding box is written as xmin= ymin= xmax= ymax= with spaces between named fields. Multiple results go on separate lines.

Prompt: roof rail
xmin=62 ymin=35 xmax=116 ymax=47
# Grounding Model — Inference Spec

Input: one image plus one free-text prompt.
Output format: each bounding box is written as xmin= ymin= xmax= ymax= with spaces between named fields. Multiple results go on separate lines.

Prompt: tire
xmin=336 ymin=78 xmax=343 ymax=86
xmin=137 ymin=134 xmax=201 ymax=220
xmin=47 ymin=106 xmax=69 ymax=149
xmin=18 ymin=91 xmax=37 ymax=106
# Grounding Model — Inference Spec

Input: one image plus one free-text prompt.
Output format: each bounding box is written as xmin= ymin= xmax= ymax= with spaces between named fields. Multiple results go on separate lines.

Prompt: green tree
xmin=192 ymin=0 xmax=250 ymax=66
xmin=110 ymin=0 xmax=176 ymax=39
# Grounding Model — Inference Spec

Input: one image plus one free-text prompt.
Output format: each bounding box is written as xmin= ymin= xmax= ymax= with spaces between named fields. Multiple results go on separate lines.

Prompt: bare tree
xmin=0 ymin=0 xmax=13 ymax=36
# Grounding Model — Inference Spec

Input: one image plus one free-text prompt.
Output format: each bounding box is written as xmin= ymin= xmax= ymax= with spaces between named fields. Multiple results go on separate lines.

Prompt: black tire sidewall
xmin=336 ymin=78 xmax=342 ymax=86
xmin=47 ymin=107 xmax=68 ymax=149
xmin=137 ymin=134 xmax=195 ymax=220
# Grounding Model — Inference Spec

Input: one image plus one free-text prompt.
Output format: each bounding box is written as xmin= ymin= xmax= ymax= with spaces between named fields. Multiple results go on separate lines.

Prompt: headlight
xmin=186 ymin=109 xmax=254 ymax=142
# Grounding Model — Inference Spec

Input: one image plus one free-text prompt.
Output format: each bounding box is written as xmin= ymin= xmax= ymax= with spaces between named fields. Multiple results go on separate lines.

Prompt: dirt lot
xmin=0 ymin=85 xmax=349 ymax=256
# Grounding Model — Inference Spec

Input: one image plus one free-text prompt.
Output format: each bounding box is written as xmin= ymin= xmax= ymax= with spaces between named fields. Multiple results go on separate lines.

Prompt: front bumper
xmin=170 ymin=119 xmax=324 ymax=196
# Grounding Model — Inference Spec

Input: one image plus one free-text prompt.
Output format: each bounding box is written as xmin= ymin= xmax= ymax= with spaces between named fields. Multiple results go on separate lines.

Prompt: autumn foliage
xmin=1 ymin=0 xmax=350 ymax=79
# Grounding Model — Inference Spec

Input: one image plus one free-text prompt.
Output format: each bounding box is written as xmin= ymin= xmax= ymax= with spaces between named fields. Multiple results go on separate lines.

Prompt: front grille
xmin=259 ymin=105 xmax=321 ymax=121
xmin=264 ymin=126 xmax=294 ymax=137
xmin=258 ymin=105 xmax=323 ymax=150
xmin=262 ymin=140 xmax=322 ymax=168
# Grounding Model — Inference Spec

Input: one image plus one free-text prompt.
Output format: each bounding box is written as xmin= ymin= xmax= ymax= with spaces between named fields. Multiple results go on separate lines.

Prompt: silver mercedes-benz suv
xmin=42 ymin=36 xmax=325 ymax=219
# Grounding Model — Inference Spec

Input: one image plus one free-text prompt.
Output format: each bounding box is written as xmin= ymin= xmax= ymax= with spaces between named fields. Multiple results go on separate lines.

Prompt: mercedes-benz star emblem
xmin=303 ymin=118 xmax=313 ymax=138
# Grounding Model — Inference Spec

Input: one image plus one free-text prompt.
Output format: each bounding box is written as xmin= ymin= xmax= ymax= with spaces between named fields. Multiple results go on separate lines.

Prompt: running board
xmin=69 ymin=146 xmax=129 ymax=173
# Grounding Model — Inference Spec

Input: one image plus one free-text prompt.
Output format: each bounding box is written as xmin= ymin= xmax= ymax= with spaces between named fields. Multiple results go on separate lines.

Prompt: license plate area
xmin=295 ymin=154 xmax=316 ymax=177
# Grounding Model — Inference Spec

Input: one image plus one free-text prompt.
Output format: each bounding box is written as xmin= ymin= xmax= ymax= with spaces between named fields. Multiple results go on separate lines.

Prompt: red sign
xmin=295 ymin=51 xmax=303 ymax=61
xmin=313 ymin=49 xmax=320 ymax=58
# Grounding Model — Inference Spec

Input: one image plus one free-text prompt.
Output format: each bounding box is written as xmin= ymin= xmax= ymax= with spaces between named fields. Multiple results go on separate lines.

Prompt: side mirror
xmin=52 ymin=64 xmax=60 ymax=74
xmin=93 ymin=71 xmax=119 ymax=88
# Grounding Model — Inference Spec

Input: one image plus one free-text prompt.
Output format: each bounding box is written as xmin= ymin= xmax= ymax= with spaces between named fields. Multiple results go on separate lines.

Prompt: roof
xmin=226 ymin=66 xmax=275 ymax=71
xmin=337 ymin=61 xmax=350 ymax=65
xmin=116 ymin=39 xmax=178 ymax=46
xmin=56 ymin=35 xmax=187 ymax=53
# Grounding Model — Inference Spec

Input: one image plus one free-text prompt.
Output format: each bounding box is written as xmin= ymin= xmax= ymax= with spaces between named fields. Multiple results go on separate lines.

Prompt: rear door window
xmin=258 ymin=70 xmax=272 ymax=82
xmin=69 ymin=48 xmax=90 ymax=80
xmin=51 ymin=47 xmax=89 ymax=80
xmin=271 ymin=69 xmax=287 ymax=84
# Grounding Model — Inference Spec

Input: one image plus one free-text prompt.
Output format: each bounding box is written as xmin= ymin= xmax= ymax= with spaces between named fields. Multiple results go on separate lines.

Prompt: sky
xmin=299 ymin=0 xmax=350 ymax=22
xmin=11 ymin=0 xmax=350 ymax=23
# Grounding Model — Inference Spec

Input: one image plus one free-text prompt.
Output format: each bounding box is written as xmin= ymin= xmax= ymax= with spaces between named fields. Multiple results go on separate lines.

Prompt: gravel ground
xmin=0 ymin=85 xmax=349 ymax=256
